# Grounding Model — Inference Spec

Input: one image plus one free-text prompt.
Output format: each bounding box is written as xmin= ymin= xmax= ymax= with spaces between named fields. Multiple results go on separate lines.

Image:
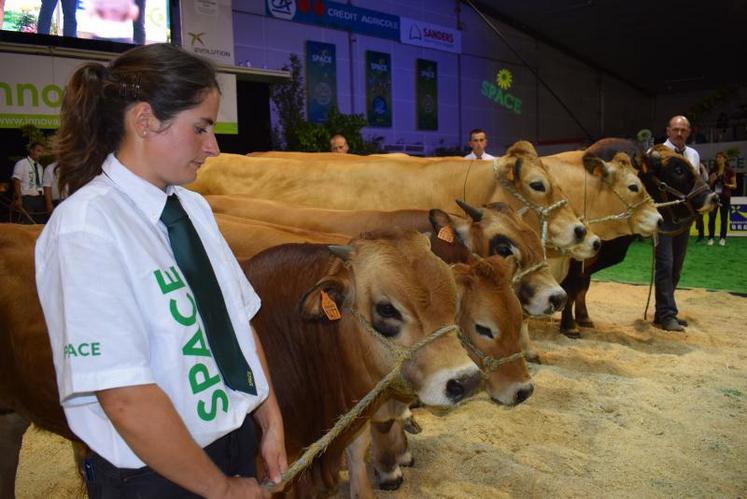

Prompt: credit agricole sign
xmin=0 ymin=53 xmax=239 ymax=133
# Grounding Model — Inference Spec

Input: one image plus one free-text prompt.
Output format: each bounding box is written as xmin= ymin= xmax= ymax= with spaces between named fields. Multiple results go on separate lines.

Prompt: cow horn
xmin=328 ymin=245 xmax=353 ymax=261
xmin=455 ymin=199 xmax=483 ymax=222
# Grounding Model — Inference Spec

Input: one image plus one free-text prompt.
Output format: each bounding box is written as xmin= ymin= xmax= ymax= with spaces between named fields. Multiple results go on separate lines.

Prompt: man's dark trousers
xmin=654 ymin=228 xmax=691 ymax=322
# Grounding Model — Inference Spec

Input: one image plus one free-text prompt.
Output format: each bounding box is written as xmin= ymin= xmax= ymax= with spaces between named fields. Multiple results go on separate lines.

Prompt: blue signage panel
xmin=266 ymin=0 xmax=400 ymax=40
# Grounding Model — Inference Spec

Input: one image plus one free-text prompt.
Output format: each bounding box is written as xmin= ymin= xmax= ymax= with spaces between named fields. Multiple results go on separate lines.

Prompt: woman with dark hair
xmin=707 ymin=152 xmax=737 ymax=246
xmin=36 ymin=43 xmax=286 ymax=498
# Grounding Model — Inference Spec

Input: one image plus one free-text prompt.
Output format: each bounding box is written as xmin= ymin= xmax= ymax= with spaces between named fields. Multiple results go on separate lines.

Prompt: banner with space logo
xmin=305 ymin=41 xmax=337 ymax=124
xmin=365 ymin=51 xmax=392 ymax=128
xmin=180 ymin=0 xmax=235 ymax=65
xmin=416 ymin=59 xmax=438 ymax=130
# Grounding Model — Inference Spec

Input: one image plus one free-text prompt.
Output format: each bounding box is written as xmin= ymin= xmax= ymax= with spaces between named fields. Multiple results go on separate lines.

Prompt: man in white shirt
xmin=12 ymin=142 xmax=47 ymax=223
xmin=653 ymin=115 xmax=701 ymax=332
xmin=43 ymin=161 xmax=64 ymax=214
xmin=464 ymin=128 xmax=496 ymax=160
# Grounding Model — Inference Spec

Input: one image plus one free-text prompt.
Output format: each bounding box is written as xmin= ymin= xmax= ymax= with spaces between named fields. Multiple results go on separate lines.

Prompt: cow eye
xmin=529 ymin=181 xmax=545 ymax=192
xmin=628 ymin=184 xmax=639 ymax=192
xmin=375 ymin=302 xmax=401 ymax=320
xmin=494 ymin=243 xmax=513 ymax=257
xmin=475 ymin=324 xmax=494 ymax=339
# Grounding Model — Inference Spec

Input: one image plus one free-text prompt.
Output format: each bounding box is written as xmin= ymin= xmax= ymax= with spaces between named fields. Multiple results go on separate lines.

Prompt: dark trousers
xmin=694 ymin=214 xmax=704 ymax=239
xmin=133 ymin=0 xmax=146 ymax=44
xmin=654 ymin=228 xmax=690 ymax=322
xmin=83 ymin=417 xmax=258 ymax=499
xmin=37 ymin=0 xmax=79 ymax=36
xmin=708 ymin=199 xmax=730 ymax=240
xmin=20 ymin=195 xmax=48 ymax=224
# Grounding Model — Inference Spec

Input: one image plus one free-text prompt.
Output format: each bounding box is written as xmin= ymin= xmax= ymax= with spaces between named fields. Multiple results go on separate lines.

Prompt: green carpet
xmin=592 ymin=236 xmax=747 ymax=295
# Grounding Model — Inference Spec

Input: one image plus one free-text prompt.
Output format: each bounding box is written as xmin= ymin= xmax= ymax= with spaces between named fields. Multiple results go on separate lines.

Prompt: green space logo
xmin=481 ymin=68 xmax=522 ymax=115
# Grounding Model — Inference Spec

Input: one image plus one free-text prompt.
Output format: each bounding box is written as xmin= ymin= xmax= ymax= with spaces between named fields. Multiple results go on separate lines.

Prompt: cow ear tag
xmin=437 ymin=225 xmax=455 ymax=243
xmin=320 ymin=290 xmax=342 ymax=321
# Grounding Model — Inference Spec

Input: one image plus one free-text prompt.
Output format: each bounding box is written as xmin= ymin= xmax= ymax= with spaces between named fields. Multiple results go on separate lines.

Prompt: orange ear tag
xmin=437 ymin=225 xmax=455 ymax=243
xmin=320 ymin=290 xmax=342 ymax=321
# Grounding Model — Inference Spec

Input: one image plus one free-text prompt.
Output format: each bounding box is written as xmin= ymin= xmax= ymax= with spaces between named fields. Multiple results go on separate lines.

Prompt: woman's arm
xmin=249 ymin=327 xmax=288 ymax=486
xmin=98 ymin=384 xmax=269 ymax=499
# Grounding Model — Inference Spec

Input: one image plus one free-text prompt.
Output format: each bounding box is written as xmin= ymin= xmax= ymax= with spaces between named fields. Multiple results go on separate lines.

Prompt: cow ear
xmin=299 ymin=275 xmax=352 ymax=321
xmin=583 ymin=154 xmax=607 ymax=177
xmin=429 ymin=208 xmax=453 ymax=229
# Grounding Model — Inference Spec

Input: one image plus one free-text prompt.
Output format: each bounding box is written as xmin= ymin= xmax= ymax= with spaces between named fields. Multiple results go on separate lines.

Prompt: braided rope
xmin=264 ymin=310 xmax=460 ymax=491
xmin=457 ymin=329 xmax=525 ymax=373
xmin=511 ymin=260 xmax=548 ymax=286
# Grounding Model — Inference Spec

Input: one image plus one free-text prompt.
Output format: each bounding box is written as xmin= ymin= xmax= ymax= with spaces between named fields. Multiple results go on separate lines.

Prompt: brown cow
xmin=243 ymin=231 xmax=481 ymax=496
xmin=0 ymin=225 xmax=480 ymax=498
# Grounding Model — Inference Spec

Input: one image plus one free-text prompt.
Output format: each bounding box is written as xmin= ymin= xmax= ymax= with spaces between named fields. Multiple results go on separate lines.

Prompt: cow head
xmin=495 ymin=141 xmax=600 ymax=258
xmin=428 ymin=201 xmax=567 ymax=316
xmin=582 ymin=151 xmax=663 ymax=238
xmin=452 ymin=257 xmax=533 ymax=406
xmin=642 ymin=145 xmax=718 ymax=221
xmin=300 ymin=230 xmax=481 ymax=407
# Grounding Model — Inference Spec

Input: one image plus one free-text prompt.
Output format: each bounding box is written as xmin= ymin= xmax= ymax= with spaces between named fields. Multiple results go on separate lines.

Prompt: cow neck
xmin=266 ymin=309 xmax=460 ymax=492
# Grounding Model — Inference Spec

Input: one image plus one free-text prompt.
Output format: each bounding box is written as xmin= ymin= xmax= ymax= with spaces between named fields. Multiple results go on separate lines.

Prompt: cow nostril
xmin=446 ymin=372 xmax=481 ymax=403
xmin=592 ymin=239 xmax=601 ymax=251
xmin=574 ymin=225 xmax=586 ymax=241
xmin=549 ymin=292 xmax=567 ymax=312
xmin=515 ymin=384 xmax=534 ymax=404
xmin=657 ymin=218 xmax=664 ymax=228
xmin=446 ymin=379 xmax=465 ymax=401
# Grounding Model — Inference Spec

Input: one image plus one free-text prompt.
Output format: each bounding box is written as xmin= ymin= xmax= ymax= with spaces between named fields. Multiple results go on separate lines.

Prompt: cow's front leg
xmin=520 ymin=320 xmax=541 ymax=363
xmin=574 ymin=274 xmax=595 ymax=327
xmin=345 ymin=422 xmax=375 ymax=499
xmin=0 ymin=411 xmax=31 ymax=499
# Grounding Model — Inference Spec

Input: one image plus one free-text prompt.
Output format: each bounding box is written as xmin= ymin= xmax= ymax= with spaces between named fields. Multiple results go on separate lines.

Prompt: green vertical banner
xmin=365 ymin=51 xmax=392 ymax=127
xmin=416 ymin=59 xmax=438 ymax=130
xmin=306 ymin=41 xmax=337 ymax=124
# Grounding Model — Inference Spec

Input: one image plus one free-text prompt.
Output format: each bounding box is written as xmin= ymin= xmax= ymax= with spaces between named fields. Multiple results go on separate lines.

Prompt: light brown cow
xmin=209 ymin=197 xmax=566 ymax=318
xmin=189 ymin=141 xmax=600 ymax=260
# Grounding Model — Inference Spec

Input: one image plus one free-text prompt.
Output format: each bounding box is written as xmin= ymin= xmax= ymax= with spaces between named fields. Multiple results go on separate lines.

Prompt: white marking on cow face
xmin=415 ymin=363 xmax=481 ymax=407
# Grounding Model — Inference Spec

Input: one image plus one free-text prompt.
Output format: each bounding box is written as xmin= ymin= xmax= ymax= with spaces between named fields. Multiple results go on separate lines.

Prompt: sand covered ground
xmin=16 ymin=281 xmax=747 ymax=498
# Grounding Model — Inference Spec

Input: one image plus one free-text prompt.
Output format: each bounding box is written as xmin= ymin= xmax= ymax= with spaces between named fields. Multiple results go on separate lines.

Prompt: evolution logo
xmin=267 ymin=0 xmax=297 ymax=19
xmin=481 ymin=68 xmax=522 ymax=115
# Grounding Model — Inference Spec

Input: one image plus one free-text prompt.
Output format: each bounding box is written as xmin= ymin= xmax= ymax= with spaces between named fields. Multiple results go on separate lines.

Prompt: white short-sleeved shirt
xmin=12 ymin=156 xmax=44 ymax=196
xmin=662 ymin=139 xmax=700 ymax=175
xmin=464 ymin=151 xmax=496 ymax=160
xmin=42 ymin=162 xmax=63 ymax=201
xmin=35 ymin=153 xmax=269 ymax=468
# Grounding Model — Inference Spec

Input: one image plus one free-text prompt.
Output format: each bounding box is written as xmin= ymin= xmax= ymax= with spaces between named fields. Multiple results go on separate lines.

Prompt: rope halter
xmin=492 ymin=159 xmax=568 ymax=259
xmin=264 ymin=306 xmax=461 ymax=491
xmin=457 ymin=329 xmax=525 ymax=373
xmin=585 ymin=185 xmax=656 ymax=233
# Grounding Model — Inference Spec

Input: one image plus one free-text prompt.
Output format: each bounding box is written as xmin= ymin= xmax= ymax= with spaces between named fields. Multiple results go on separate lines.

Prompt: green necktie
xmin=160 ymin=194 xmax=257 ymax=395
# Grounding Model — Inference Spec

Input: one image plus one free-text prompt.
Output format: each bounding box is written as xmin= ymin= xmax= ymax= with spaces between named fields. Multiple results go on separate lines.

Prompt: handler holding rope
xmin=35 ymin=44 xmax=286 ymax=498
xmin=653 ymin=115 xmax=701 ymax=332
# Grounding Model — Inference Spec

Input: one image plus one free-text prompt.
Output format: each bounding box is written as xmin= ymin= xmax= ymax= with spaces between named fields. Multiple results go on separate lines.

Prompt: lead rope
xmin=262 ymin=310 xmax=460 ymax=491
xmin=643 ymin=238 xmax=656 ymax=320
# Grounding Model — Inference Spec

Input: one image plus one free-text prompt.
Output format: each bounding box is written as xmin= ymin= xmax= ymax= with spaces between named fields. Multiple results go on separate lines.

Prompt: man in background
xmin=464 ymin=128 xmax=496 ymax=160
xmin=12 ymin=142 xmax=47 ymax=223
xmin=330 ymin=134 xmax=349 ymax=154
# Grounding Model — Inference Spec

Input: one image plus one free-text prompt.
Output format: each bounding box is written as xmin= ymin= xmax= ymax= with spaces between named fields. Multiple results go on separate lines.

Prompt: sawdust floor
xmin=16 ymin=282 xmax=747 ymax=498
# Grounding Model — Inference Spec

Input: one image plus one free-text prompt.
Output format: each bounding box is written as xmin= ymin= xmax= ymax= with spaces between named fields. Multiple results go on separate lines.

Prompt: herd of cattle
xmin=0 ymin=138 xmax=718 ymax=498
